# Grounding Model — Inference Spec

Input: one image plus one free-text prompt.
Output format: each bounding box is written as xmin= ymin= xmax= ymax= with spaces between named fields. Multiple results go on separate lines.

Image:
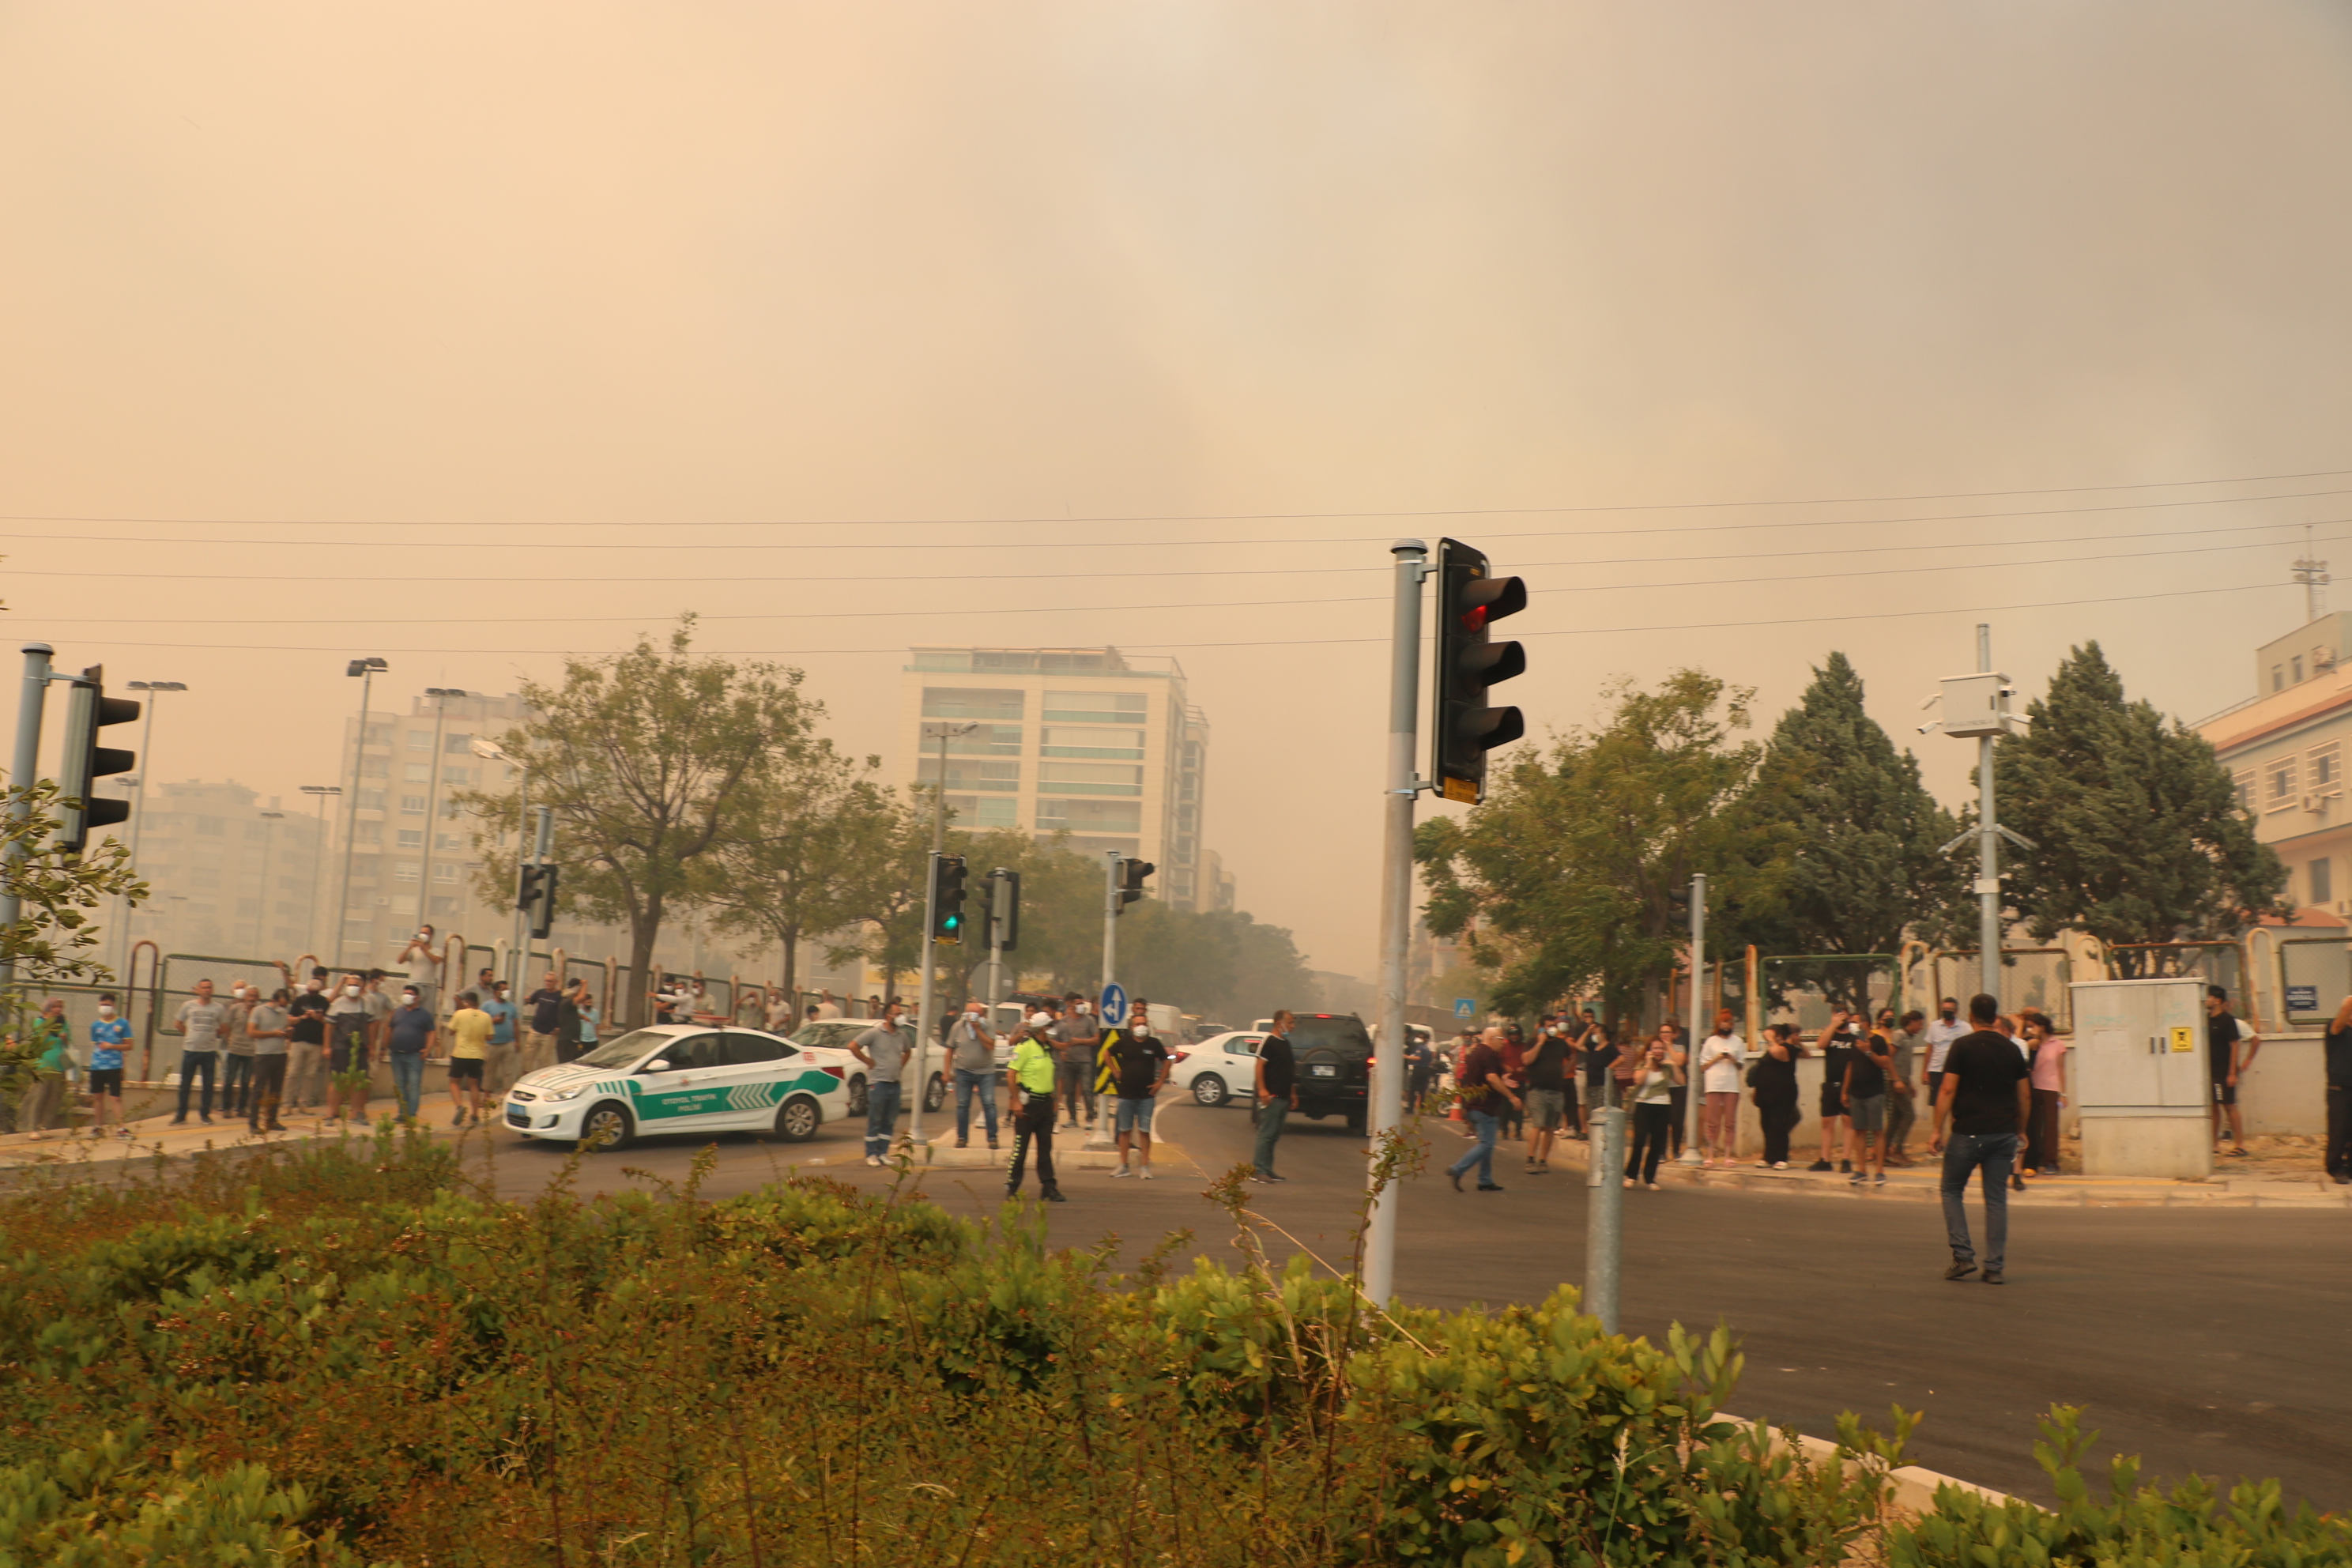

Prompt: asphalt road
xmin=468 ymin=1092 xmax=2351 ymax=1510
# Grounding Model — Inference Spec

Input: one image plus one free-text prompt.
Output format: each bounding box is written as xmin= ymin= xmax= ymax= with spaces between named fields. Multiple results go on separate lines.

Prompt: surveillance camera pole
xmin=1924 ymin=624 xmax=2032 ymax=1012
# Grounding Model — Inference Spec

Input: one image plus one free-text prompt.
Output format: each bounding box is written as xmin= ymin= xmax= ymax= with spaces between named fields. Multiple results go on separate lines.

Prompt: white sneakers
xmin=1138 ymin=1165 xmax=1155 ymax=1180
xmin=1112 ymin=1165 xmax=1133 ymax=1178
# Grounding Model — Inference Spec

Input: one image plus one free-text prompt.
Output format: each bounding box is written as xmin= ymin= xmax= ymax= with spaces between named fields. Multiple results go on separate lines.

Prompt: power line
xmin=2 ymin=462 xmax=2345 ymax=532
xmin=17 ymin=528 xmax=2335 ymax=626
xmin=5 ymin=496 xmax=2343 ymax=581
xmin=13 ymin=576 xmax=2290 ymax=656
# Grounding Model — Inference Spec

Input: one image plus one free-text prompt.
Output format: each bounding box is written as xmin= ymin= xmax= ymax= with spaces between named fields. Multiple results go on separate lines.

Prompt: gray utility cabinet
xmin=2067 ymin=978 xmax=2212 ymax=1179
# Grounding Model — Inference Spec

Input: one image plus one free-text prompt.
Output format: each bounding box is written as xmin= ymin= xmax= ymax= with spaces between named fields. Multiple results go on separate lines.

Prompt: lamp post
xmin=299 ymin=785 xmax=340 ymax=960
xmin=334 ymin=658 xmax=388 ymax=968
xmin=415 ymin=689 xmax=473 ymax=933
xmin=250 ymin=811 xmax=285 ymax=954
xmin=117 ymin=680 xmax=187 ymax=975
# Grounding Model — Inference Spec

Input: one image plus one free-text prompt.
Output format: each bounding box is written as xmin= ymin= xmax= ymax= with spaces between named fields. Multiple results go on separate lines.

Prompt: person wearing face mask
xmin=244 ymin=987 xmax=292 ymax=1135
xmin=168 ymin=978 xmax=229 ymax=1126
xmin=86 ymin=993 xmax=134 ymax=1138
xmin=480 ymin=979 xmax=520 ymax=1096
xmin=384 ymin=986 xmax=438 ymax=1125
xmin=325 ymin=974 xmax=374 ymax=1125
xmin=283 ymin=970 xmax=332 ymax=1117
xmin=1922 ymin=997 xmax=1969 ymax=1105
xmin=220 ymin=984 xmax=258 ymax=1119
xmin=22 ymin=998 xmax=71 ymax=1139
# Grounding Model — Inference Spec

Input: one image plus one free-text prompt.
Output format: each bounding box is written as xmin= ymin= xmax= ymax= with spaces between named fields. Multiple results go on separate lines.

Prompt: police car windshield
xmin=575 ymin=1030 xmax=670 ymax=1069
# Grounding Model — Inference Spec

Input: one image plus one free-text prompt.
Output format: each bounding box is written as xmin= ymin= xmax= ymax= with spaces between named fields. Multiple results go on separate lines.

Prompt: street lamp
xmin=471 ymin=736 xmax=530 ymax=993
xmin=115 ymin=680 xmax=187 ymax=974
xmin=909 ymin=719 xmax=980 ymax=1148
xmin=251 ymin=811 xmax=285 ymax=954
xmin=334 ymin=658 xmax=388 ymax=968
xmin=416 ymin=688 xmax=475 ymax=933
xmin=299 ymin=785 xmax=341 ymax=960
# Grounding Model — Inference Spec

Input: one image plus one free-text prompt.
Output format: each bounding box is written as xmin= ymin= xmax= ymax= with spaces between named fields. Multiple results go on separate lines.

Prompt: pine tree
xmin=1747 ymin=652 xmax=1962 ymax=1010
xmin=1996 ymin=642 xmax=2287 ymax=972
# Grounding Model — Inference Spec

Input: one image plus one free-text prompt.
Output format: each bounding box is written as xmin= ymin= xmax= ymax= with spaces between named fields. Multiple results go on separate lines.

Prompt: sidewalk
xmin=0 ymin=1106 xmax=394 ymax=1167
xmin=1510 ymin=1126 xmax=2352 ymax=1210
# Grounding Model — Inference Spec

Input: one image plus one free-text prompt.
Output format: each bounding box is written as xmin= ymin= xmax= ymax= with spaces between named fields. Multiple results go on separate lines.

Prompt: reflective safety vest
xmin=1010 ymin=1037 xmax=1057 ymax=1095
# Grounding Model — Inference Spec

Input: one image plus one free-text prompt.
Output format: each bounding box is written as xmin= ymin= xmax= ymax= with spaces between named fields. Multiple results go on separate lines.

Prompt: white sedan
xmin=1168 ymin=1030 xmax=1266 ymax=1108
xmin=783 ymin=1020 xmax=948 ymax=1117
xmin=503 ymin=1023 xmax=848 ymax=1150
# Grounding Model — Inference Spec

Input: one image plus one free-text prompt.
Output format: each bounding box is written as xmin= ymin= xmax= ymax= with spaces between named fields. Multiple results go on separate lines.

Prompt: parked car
xmin=1168 ymin=1030 xmax=1266 ymax=1107
xmin=784 ymin=1019 xmax=946 ymax=1117
xmin=1275 ymin=1013 xmax=1376 ymax=1135
xmin=502 ymin=1023 xmax=846 ymax=1151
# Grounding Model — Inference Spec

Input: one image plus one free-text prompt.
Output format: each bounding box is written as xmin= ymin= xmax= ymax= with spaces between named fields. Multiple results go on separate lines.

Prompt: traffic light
xmin=931 ymin=854 xmax=968 ymax=944
xmin=58 ymin=665 xmax=139 ymax=855
xmin=518 ymin=863 xmax=560 ymax=939
xmin=1116 ymin=857 xmax=1155 ymax=914
xmin=989 ymin=867 xmax=1021 ymax=951
xmin=1430 ymin=537 xmax=1527 ymax=805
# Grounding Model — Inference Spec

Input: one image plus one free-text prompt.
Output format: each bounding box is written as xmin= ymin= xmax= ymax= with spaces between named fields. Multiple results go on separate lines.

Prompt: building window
xmin=1038 ymin=762 xmax=1143 ymax=796
xmin=401 ymin=795 xmax=427 ymax=816
xmin=430 ymin=895 xmax=462 ymax=916
xmin=914 ymin=759 xmax=1020 ymax=792
xmin=2311 ymin=743 xmax=2340 ymax=793
xmin=943 ymin=725 xmax=1023 ymax=756
xmin=432 ymin=863 xmax=458 ymax=882
xmin=444 ymin=733 xmax=473 ymax=753
xmin=435 ymin=832 xmax=465 ymax=850
xmin=407 ymin=730 xmax=432 ymax=750
xmin=1041 ymin=726 xmax=1145 ymax=759
xmin=1043 ymin=692 xmax=1148 ymax=724
xmin=195 ymin=816 xmax=225 ymax=836
xmin=440 ymin=766 xmax=469 ymax=786
xmin=2311 ymin=858 xmax=2334 ymax=906
xmin=360 ymin=756 xmax=389 ymax=778
xmin=2274 ymin=665 xmax=2286 ymax=692
xmin=357 ymin=790 xmax=386 ymax=812
xmin=1036 ymin=797 xmax=1143 ymax=832
xmin=2294 ymin=656 xmax=2305 ymax=683
xmin=2267 ymin=756 xmax=2297 ymax=808
xmin=944 ymin=794 xmax=1020 ymax=829
xmin=364 ymin=722 xmax=394 ymax=746
xmin=394 ymin=862 xmax=421 ymax=883
xmin=404 ymin=762 xmax=432 ymax=782
xmin=243 ymin=820 xmax=272 ymax=841
xmin=922 ymin=688 xmax=1024 ymax=722
xmin=396 ymin=829 xmax=424 ymax=849
xmin=354 ymin=820 xmax=383 ymax=843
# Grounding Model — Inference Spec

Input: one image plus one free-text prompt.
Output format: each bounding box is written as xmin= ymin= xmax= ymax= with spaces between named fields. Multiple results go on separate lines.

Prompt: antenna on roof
xmin=2294 ymin=525 xmax=2331 ymax=624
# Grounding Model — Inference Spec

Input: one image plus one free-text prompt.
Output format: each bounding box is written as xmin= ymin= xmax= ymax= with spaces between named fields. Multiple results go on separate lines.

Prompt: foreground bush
xmin=0 ymin=1129 xmax=2339 ymax=1566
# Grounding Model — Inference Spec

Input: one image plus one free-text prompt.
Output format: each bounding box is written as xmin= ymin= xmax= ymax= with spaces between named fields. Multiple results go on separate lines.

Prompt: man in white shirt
xmin=1697 ymin=1010 xmax=1745 ymax=1165
xmin=398 ymin=925 xmax=440 ymax=1016
xmin=1921 ymin=997 xmax=1971 ymax=1103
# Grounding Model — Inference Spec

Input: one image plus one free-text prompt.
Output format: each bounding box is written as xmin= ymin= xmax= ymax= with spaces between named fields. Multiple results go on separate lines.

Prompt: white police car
xmin=503 ymin=1023 xmax=846 ymax=1151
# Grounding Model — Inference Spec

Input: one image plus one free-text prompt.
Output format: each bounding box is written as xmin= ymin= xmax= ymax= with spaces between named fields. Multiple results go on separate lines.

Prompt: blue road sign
xmin=1453 ymin=997 xmax=1476 ymax=1019
xmin=1101 ymin=982 xmax=1128 ymax=1024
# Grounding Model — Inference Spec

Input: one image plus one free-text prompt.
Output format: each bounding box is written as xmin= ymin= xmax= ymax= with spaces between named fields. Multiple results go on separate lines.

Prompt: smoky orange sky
xmin=4 ymin=2 xmax=2350 ymax=979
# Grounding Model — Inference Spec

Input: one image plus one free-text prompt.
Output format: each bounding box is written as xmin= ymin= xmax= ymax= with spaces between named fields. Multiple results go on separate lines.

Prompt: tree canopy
xmin=1996 ymin=642 xmax=2288 ymax=971
xmin=1417 ymin=670 xmax=1788 ymax=1023
xmin=1745 ymin=652 xmax=1962 ymax=1009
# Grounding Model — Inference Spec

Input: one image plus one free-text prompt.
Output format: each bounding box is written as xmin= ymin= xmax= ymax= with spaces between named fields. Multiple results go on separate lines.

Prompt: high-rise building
xmin=111 ymin=778 xmax=326 ymax=963
xmin=900 ymin=646 xmax=1218 ymax=909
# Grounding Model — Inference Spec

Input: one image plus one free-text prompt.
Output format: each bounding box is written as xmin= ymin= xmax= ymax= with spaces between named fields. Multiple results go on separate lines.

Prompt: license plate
xmin=1310 ymin=1064 xmax=1336 ymax=1077
xmin=506 ymin=1107 xmax=530 ymax=1127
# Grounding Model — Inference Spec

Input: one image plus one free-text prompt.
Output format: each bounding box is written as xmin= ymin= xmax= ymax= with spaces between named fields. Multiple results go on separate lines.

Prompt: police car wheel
xmin=922 ymin=1074 xmax=946 ymax=1114
xmin=579 ymin=1102 xmax=635 ymax=1152
xmin=774 ymin=1095 xmax=820 ymax=1143
xmin=1191 ymin=1072 xmax=1227 ymax=1107
xmin=846 ymin=1076 xmax=869 ymax=1117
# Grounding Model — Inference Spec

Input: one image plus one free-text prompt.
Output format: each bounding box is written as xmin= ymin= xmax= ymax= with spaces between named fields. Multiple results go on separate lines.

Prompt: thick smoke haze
xmin=4 ymin=3 xmax=2350 ymax=978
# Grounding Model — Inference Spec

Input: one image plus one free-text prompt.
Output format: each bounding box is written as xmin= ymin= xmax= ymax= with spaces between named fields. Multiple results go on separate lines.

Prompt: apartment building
xmin=110 ymin=778 xmax=327 ymax=962
xmin=899 ymin=646 xmax=1219 ymax=910
xmin=2197 ymin=612 xmax=2352 ymax=920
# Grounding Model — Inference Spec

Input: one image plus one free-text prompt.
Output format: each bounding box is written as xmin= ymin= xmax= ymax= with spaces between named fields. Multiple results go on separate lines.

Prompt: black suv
xmin=1277 ymin=1013 xmax=1374 ymax=1135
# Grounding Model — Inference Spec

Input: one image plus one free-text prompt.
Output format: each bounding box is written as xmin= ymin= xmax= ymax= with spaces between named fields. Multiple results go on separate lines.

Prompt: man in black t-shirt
xmin=1928 ymin=993 xmax=2032 ymax=1284
xmin=285 ymin=971 xmax=332 ymax=1114
xmin=1522 ymin=1025 xmax=1574 ymax=1174
xmin=1252 ymin=1011 xmax=1298 ymax=1182
xmin=1103 ymin=1010 xmax=1170 ymax=1179
xmin=1809 ymin=1013 xmax=1859 ymax=1172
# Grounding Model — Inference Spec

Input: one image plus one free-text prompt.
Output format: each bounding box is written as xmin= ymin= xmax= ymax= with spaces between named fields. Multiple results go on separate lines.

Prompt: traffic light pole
xmin=1678 ymin=873 xmax=1706 ymax=1166
xmin=0 ymin=643 xmax=55 ymax=988
xmin=1975 ymin=624 xmax=2002 ymax=1012
xmin=910 ymin=848 xmax=940 ymax=1150
xmin=1101 ymin=850 xmax=1120 ymax=1016
xmin=1366 ymin=540 xmax=1427 ymax=1310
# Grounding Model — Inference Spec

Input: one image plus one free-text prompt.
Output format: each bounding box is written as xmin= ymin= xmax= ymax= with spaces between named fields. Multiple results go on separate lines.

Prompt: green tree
xmin=462 ymin=620 xmax=824 ymax=1027
xmin=1116 ymin=902 xmax=1317 ymax=1026
xmin=1745 ymin=652 xmax=1964 ymax=1011
xmin=1416 ymin=670 xmax=1787 ymax=1025
xmin=0 ymin=783 xmax=147 ymax=1100
xmin=697 ymin=743 xmax=900 ymax=1001
xmin=1996 ymin=643 xmax=2288 ymax=974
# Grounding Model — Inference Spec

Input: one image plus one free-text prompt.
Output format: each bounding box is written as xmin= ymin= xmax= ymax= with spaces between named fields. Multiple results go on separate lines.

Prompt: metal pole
xmin=2 ymin=643 xmax=56 ymax=986
xmin=116 ymin=693 xmax=160 ymax=976
xmin=1366 ymin=538 xmax=1427 ymax=1307
xmin=912 ymin=847 xmax=939 ymax=1148
xmin=1102 ymin=850 xmax=1120 ymax=1009
xmin=1977 ymin=624 xmax=2001 ymax=1012
xmin=987 ymin=870 xmax=1004 ymax=1011
xmin=1585 ymin=1097 xmax=1624 ymax=1333
xmin=509 ymin=766 xmax=530 ymax=997
xmin=415 ymin=694 xmax=450 ymax=932
xmin=334 ymin=665 xmax=374 ymax=970
xmin=1678 ymin=872 xmax=1707 ymax=1164
xmin=305 ymin=791 xmax=330 ymax=959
